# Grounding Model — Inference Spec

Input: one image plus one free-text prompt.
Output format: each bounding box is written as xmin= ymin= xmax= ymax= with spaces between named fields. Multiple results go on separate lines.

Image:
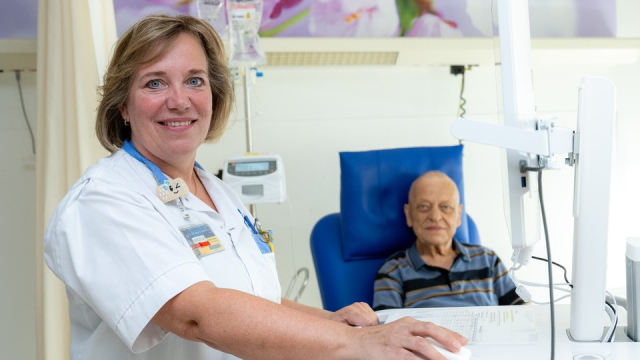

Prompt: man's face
xmin=404 ymin=174 xmax=462 ymax=247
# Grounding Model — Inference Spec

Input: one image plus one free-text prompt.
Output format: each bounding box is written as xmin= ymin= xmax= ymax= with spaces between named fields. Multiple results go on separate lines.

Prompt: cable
xmin=456 ymin=70 xmax=467 ymax=119
xmin=15 ymin=70 xmax=36 ymax=155
xmin=530 ymin=294 xmax=572 ymax=305
xmin=512 ymin=259 xmax=619 ymax=343
xmin=525 ymin=168 xmax=616 ymax=345
xmin=532 ymin=256 xmax=571 ymax=285
xmin=521 ymin=165 xmax=544 ymax=172
xmin=450 ymin=65 xmax=469 ymax=145
xmin=512 ymin=278 xmax=572 ymax=294
xmin=603 ymin=290 xmax=618 ymax=342
xmin=512 ymin=165 xmax=556 ymax=357
xmin=603 ymin=302 xmax=617 ymax=342
xmin=284 ymin=196 xmax=309 ymax=302
xmin=536 ymin=170 xmax=555 ymax=360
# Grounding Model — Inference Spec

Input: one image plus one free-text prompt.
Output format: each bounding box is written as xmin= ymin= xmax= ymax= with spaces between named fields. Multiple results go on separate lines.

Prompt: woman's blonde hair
xmin=96 ymin=14 xmax=234 ymax=153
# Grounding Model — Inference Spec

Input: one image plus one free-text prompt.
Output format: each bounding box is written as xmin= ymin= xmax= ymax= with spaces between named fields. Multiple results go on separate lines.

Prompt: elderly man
xmin=373 ymin=171 xmax=524 ymax=310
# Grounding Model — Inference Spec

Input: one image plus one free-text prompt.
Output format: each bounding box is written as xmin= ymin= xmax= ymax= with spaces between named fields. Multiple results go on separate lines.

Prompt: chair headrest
xmin=339 ymin=145 xmax=470 ymax=260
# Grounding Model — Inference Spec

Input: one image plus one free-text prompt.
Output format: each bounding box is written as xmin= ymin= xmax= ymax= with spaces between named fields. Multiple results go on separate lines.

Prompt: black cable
xmin=458 ymin=71 xmax=467 ymax=118
xmin=520 ymin=160 xmax=561 ymax=355
xmin=533 ymin=253 xmax=619 ymax=342
xmin=15 ymin=70 xmax=36 ymax=155
xmin=605 ymin=301 xmax=618 ymax=342
xmin=521 ymin=165 xmax=543 ymax=172
xmin=529 ymin=184 xmax=616 ymax=344
xmin=532 ymin=256 xmax=571 ymax=286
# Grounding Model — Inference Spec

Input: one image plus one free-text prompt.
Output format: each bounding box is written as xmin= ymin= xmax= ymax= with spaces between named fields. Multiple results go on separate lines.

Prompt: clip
xmin=156 ymin=178 xmax=189 ymax=203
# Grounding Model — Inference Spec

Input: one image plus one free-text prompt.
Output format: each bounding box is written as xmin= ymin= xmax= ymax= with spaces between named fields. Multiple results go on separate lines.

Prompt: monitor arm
xmin=450 ymin=117 xmax=577 ymax=169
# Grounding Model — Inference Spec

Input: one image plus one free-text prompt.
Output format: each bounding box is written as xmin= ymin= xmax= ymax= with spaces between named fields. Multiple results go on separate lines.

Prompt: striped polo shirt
xmin=373 ymin=239 xmax=524 ymax=311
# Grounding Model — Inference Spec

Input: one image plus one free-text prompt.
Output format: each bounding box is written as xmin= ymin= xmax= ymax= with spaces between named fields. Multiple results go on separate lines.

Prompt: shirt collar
xmin=453 ymin=238 xmax=471 ymax=262
xmin=408 ymin=237 xmax=471 ymax=270
xmin=121 ymin=138 xmax=204 ymax=185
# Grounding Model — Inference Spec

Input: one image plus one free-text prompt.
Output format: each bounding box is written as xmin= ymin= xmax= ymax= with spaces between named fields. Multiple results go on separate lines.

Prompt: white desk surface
xmin=379 ymin=304 xmax=640 ymax=360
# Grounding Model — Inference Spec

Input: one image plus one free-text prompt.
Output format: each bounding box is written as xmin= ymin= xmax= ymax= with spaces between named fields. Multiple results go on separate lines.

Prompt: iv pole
xmin=242 ymin=66 xmax=257 ymax=217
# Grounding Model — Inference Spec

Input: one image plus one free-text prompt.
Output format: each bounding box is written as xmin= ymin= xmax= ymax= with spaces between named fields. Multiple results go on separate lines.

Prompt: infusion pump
xmin=222 ymin=153 xmax=286 ymax=204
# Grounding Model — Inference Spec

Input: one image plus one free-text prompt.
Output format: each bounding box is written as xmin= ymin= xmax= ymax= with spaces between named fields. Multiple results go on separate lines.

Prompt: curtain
xmin=35 ymin=1 xmax=116 ymax=359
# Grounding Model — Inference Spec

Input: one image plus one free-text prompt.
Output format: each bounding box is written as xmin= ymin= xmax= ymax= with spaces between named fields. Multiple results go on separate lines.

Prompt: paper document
xmin=380 ymin=307 xmax=538 ymax=345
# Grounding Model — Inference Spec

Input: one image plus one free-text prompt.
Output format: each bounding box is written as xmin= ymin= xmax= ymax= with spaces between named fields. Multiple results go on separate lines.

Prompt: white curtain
xmin=35 ymin=1 xmax=117 ymax=359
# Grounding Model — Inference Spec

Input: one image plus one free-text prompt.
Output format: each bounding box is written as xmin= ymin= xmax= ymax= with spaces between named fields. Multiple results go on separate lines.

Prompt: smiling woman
xmin=120 ymin=33 xmax=213 ymax=172
xmin=96 ymin=15 xmax=232 ymax=155
xmin=43 ymin=13 xmax=469 ymax=360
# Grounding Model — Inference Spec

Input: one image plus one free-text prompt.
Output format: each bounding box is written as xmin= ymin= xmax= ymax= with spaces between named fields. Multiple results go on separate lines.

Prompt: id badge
xmin=180 ymin=223 xmax=225 ymax=258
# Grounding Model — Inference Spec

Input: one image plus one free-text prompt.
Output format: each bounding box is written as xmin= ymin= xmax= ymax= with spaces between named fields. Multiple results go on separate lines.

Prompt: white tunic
xmin=44 ymin=149 xmax=281 ymax=360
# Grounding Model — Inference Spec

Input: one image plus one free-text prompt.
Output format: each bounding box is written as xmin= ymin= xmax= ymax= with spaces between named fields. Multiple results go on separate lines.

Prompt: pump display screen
xmin=235 ymin=162 xmax=269 ymax=172
xmin=227 ymin=160 xmax=277 ymax=176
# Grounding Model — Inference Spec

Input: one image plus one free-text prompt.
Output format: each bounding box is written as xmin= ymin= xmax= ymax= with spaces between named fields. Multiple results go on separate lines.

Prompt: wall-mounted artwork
xmin=0 ymin=0 xmax=617 ymax=39
xmin=0 ymin=0 xmax=38 ymax=38
xmin=113 ymin=0 xmax=616 ymax=38
xmin=258 ymin=0 xmax=616 ymax=37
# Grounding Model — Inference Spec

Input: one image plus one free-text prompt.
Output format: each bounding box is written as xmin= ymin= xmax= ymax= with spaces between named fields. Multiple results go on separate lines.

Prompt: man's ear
xmin=404 ymin=203 xmax=412 ymax=227
xmin=456 ymin=203 xmax=463 ymax=227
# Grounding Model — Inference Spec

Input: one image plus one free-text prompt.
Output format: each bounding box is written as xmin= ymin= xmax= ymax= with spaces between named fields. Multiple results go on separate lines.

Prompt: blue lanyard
xmin=122 ymin=139 xmax=204 ymax=185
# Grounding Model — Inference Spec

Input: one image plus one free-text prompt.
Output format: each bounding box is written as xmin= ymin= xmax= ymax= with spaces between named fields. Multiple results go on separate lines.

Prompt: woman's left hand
xmin=331 ymin=302 xmax=379 ymax=327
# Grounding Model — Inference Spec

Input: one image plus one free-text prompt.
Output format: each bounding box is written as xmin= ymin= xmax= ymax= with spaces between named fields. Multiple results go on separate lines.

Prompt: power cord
xmin=15 ymin=70 xmax=36 ymax=155
xmin=536 ymin=169 xmax=555 ymax=360
xmin=450 ymin=65 xmax=468 ymax=120
xmin=513 ymin=258 xmax=618 ymax=342
xmin=532 ymin=256 xmax=570 ymax=284
xmin=604 ymin=291 xmax=618 ymax=342
xmin=511 ymin=166 xmax=554 ymax=359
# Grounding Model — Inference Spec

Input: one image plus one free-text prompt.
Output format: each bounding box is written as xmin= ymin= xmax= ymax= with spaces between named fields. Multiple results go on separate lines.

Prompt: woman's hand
xmin=330 ymin=302 xmax=379 ymax=327
xmin=356 ymin=316 xmax=469 ymax=360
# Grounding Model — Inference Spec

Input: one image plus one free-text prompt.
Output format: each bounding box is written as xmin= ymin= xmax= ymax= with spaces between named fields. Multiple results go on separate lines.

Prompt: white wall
xmin=200 ymin=65 xmax=488 ymax=307
xmin=197 ymin=58 xmax=640 ymax=308
xmin=0 ymin=69 xmax=37 ymax=359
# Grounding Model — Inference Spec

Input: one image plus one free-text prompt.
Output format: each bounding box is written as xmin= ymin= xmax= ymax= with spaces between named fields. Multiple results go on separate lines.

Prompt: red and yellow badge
xmin=180 ymin=224 xmax=225 ymax=258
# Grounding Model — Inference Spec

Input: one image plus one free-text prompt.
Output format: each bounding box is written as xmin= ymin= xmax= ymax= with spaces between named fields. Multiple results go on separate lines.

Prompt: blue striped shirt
xmin=373 ymin=239 xmax=524 ymax=310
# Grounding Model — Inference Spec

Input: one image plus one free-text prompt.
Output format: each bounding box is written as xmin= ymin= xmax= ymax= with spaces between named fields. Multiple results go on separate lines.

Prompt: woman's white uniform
xmin=44 ymin=148 xmax=281 ymax=360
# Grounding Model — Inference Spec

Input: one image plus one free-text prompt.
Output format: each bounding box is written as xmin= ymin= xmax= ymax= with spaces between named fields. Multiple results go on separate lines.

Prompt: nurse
xmin=44 ymin=14 xmax=468 ymax=360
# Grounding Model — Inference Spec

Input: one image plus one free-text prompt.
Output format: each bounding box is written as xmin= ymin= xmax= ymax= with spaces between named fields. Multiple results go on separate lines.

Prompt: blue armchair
xmin=310 ymin=145 xmax=480 ymax=311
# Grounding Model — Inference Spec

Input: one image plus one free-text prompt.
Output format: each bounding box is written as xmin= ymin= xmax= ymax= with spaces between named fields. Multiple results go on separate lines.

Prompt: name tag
xmin=180 ymin=223 xmax=224 ymax=258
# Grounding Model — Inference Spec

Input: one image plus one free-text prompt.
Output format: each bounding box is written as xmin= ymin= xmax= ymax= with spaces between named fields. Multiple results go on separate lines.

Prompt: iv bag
xmin=197 ymin=0 xmax=227 ymax=37
xmin=227 ymin=0 xmax=267 ymax=66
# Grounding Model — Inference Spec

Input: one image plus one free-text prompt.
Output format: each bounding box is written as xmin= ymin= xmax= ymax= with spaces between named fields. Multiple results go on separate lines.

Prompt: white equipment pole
xmin=243 ymin=66 xmax=256 ymax=217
